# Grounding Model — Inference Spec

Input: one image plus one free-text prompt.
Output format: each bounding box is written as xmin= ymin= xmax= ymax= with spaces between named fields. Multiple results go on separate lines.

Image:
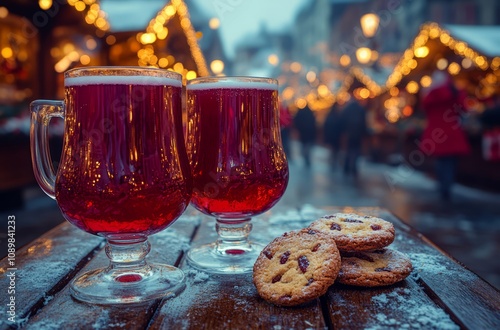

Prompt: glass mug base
xmin=186 ymin=241 xmax=265 ymax=274
xmin=70 ymin=263 xmax=185 ymax=305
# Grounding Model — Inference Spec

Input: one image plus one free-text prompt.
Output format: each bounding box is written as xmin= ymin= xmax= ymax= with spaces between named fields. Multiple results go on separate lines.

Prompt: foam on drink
xmin=65 ymin=75 xmax=182 ymax=87
xmin=187 ymin=80 xmax=277 ymax=91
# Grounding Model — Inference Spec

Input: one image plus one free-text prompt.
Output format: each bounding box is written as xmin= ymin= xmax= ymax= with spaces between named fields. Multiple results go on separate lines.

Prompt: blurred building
xmin=1 ymin=0 xmax=105 ymax=209
xmin=2 ymin=0 xmax=500 ymax=203
xmin=230 ymin=24 xmax=292 ymax=78
xmin=328 ymin=0 xmax=499 ymax=67
xmin=187 ymin=2 xmax=230 ymax=75
xmin=291 ymin=0 xmax=331 ymax=73
xmin=289 ymin=0 xmax=498 ymax=92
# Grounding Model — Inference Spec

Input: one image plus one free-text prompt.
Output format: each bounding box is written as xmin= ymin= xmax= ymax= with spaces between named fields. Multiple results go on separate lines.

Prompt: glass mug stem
xmin=215 ymin=218 xmax=252 ymax=255
xmin=30 ymin=100 xmax=64 ymax=199
xmin=106 ymin=235 xmax=149 ymax=269
xmin=103 ymin=236 xmax=154 ymax=283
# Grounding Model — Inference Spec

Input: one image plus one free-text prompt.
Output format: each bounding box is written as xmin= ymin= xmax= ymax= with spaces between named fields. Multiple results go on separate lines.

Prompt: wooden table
xmin=1 ymin=206 xmax=500 ymax=329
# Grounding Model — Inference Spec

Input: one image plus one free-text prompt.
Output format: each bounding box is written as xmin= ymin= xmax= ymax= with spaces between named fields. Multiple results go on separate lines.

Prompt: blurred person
xmin=323 ymin=103 xmax=343 ymax=168
xmin=279 ymin=101 xmax=293 ymax=159
xmin=340 ymin=98 xmax=368 ymax=177
xmin=420 ymin=71 xmax=470 ymax=200
xmin=293 ymin=104 xmax=317 ymax=167
xmin=480 ymin=96 xmax=500 ymax=129
xmin=479 ymin=95 xmax=500 ymax=161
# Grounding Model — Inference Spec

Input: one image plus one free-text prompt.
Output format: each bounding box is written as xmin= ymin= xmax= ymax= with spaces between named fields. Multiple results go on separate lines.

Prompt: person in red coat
xmin=420 ymin=71 xmax=471 ymax=200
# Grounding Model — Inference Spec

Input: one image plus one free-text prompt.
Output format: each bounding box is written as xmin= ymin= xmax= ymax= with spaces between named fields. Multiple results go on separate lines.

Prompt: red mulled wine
xmin=56 ymin=75 xmax=192 ymax=236
xmin=186 ymin=81 xmax=288 ymax=219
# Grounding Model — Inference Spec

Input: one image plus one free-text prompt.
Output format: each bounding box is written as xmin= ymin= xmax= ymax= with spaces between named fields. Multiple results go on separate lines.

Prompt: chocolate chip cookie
xmin=253 ymin=228 xmax=341 ymax=306
xmin=338 ymin=248 xmax=413 ymax=287
xmin=309 ymin=213 xmax=395 ymax=252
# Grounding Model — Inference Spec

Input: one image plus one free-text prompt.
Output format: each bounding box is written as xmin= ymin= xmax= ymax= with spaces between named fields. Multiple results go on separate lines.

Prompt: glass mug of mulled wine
xmin=185 ymin=76 xmax=289 ymax=274
xmin=30 ymin=67 xmax=192 ymax=304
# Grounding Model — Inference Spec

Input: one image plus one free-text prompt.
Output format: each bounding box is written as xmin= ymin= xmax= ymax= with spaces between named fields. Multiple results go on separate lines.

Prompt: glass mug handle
xmin=30 ymin=100 xmax=65 ymax=199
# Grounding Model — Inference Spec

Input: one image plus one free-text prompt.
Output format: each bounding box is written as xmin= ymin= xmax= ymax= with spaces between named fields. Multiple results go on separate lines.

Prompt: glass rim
xmin=64 ymin=66 xmax=182 ymax=81
xmin=187 ymin=76 xmax=278 ymax=87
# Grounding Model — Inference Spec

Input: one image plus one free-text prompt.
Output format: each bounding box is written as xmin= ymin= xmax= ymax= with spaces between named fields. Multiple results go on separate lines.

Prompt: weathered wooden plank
xmin=327 ymin=280 xmax=459 ymax=329
xmin=289 ymin=206 xmax=500 ymax=329
xmin=317 ymin=207 xmax=500 ymax=329
xmin=380 ymin=211 xmax=500 ymax=330
xmin=23 ymin=215 xmax=199 ymax=330
xmin=0 ymin=222 xmax=103 ymax=329
xmin=150 ymin=264 xmax=327 ymax=330
xmin=293 ymin=206 xmax=457 ymax=329
xmin=325 ymin=223 xmax=462 ymax=330
xmin=149 ymin=207 xmax=327 ymax=329
xmin=6 ymin=205 xmax=500 ymax=330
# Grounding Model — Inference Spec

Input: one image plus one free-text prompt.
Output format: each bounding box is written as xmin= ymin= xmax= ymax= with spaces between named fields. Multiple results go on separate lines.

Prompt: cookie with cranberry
xmin=253 ymin=228 xmax=341 ymax=307
xmin=309 ymin=213 xmax=395 ymax=252
xmin=338 ymin=248 xmax=412 ymax=287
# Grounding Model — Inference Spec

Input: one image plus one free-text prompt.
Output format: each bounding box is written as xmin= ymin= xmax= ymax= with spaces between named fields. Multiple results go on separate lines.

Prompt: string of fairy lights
xmin=66 ymin=0 xmax=110 ymax=34
xmin=65 ymin=0 xmax=209 ymax=80
xmin=386 ymin=22 xmax=490 ymax=90
xmin=49 ymin=3 xmax=500 ymax=99
xmin=136 ymin=0 xmax=209 ymax=80
xmin=300 ymin=22 xmax=500 ymax=122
